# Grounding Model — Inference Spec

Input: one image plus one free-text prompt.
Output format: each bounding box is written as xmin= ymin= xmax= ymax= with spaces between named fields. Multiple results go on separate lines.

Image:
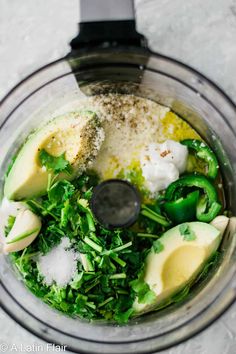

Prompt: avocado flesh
xmin=133 ymin=222 xmax=221 ymax=314
xmin=4 ymin=111 xmax=103 ymax=200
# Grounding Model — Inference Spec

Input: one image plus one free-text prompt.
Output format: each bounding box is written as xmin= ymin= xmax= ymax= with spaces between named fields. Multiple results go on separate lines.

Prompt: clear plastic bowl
xmin=1 ymin=48 xmax=236 ymax=353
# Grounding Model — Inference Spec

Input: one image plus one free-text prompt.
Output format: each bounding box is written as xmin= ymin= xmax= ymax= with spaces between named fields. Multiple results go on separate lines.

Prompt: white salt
xmin=37 ymin=237 xmax=79 ymax=287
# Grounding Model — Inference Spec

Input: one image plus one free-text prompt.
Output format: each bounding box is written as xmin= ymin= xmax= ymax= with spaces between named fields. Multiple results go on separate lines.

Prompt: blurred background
xmin=0 ymin=0 xmax=236 ymax=353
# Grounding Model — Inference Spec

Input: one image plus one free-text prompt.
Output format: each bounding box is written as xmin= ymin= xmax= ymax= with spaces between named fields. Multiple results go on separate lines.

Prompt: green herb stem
xmin=27 ymin=200 xmax=59 ymax=221
xmin=85 ymin=279 xmax=100 ymax=293
xmin=109 ymin=273 xmax=127 ymax=280
xmin=77 ymin=198 xmax=89 ymax=212
xmin=89 ymin=232 xmax=102 ymax=245
xmin=141 ymin=206 xmax=170 ymax=227
xmin=19 ymin=247 xmax=28 ymax=271
xmin=136 ymin=233 xmax=160 ymax=239
xmin=47 ymin=173 xmax=52 ymax=192
xmin=116 ymin=289 xmax=129 ymax=295
xmin=98 ymin=297 xmax=114 ymax=308
xmin=84 ymin=236 xmax=103 ymax=253
xmin=86 ymin=213 xmax=96 ymax=232
xmin=109 ymin=259 xmax=117 ymax=272
xmin=109 ymin=241 xmax=132 ymax=254
xmin=20 ymin=251 xmax=40 ymax=259
xmin=84 ymin=271 xmax=96 ymax=275
xmin=80 ymin=253 xmax=94 ymax=272
xmin=86 ymin=302 xmax=96 ymax=309
xmin=109 ymin=254 xmax=126 ymax=267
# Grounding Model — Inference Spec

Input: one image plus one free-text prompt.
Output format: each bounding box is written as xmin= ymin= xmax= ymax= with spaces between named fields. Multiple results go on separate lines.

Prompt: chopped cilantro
xmin=130 ymin=277 xmax=156 ymax=304
xmin=48 ymin=180 xmax=75 ymax=204
xmin=114 ymin=308 xmax=134 ymax=323
xmin=12 ymin=173 xmax=153 ymax=323
xmin=8 ymin=168 xmax=216 ymax=324
xmin=179 ymin=223 xmax=196 ymax=241
xmin=39 ymin=149 xmax=72 ymax=174
xmin=152 ymin=240 xmax=164 ymax=253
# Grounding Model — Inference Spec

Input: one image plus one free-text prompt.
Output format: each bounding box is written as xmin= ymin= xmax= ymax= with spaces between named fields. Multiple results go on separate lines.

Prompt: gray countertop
xmin=1 ymin=0 xmax=236 ymax=353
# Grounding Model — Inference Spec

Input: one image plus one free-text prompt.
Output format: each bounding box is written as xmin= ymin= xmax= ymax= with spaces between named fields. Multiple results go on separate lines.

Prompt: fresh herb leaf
xmin=60 ymin=200 xmax=73 ymax=228
xmin=140 ymin=289 xmax=156 ymax=304
xmin=70 ymin=272 xmax=84 ymax=290
xmin=179 ymin=223 xmax=196 ymax=241
xmin=48 ymin=180 xmax=75 ymax=204
xmin=114 ymin=308 xmax=134 ymax=323
xmin=39 ymin=149 xmax=72 ymax=174
xmin=37 ymin=228 xmax=63 ymax=255
xmin=130 ymin=278 xmax=156 ymax=304
xmin=152 ymin=239 xmax=164 ymax=253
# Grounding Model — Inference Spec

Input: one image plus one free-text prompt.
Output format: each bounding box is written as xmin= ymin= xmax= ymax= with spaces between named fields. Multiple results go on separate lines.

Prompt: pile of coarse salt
xmin=37 ymin=237 xmax=79 ymax=288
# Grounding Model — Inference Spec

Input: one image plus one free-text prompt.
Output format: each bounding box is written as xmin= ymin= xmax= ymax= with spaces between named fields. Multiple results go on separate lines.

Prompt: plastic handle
xmin=70 ymin=0 xmax=147 ymax=50
xmin=79 ymin=0 xmax=135 ymax=23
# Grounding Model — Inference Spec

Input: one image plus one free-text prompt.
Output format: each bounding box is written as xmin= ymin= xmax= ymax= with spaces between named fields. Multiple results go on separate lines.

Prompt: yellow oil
xmin=100 ymin=111 xmax=205 ymax=196
xmin=159 ymin=112 xmax=201 ymax=142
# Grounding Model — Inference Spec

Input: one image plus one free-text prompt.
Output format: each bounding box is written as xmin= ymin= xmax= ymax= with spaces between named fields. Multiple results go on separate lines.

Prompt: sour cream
xmin=140 ymin=140 xmax=188 ymax=193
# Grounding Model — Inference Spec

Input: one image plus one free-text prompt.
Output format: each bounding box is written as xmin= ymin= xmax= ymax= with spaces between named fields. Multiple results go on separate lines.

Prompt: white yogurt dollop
xmin=140 ymin=140 xmax=188 ymax=194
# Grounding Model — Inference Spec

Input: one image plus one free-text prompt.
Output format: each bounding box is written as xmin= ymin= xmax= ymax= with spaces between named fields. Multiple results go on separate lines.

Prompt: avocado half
xmin=133 ymin=221 xmax=222 ymax=314
xmin=4 ymin=111 xmax=104 ymax=200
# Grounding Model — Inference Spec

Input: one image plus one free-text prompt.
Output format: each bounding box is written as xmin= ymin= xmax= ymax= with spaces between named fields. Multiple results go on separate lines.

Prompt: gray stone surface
xmin=0 ymin=0 xmax=236 ymax=353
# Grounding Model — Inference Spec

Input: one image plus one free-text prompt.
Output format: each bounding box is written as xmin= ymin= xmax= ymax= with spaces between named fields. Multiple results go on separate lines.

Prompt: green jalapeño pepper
xmin=165 ymin=174 xmax=221 ymax=222
xmin=181 ymin=139 xmax=219 ymax=179
xmin=164 ymin=190 xmax=199 ymax=224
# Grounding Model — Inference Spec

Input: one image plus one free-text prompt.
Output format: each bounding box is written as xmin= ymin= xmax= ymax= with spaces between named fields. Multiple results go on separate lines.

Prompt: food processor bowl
xmin=1 ymin=1 xmax=236 ymax=353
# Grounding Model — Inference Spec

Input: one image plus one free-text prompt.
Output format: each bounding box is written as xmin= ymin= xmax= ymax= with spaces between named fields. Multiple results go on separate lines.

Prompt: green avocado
xmin=4 ymin=111 xmax=103 ymax=200
xmin=133 ymin=221 xmax=222 ymax=314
